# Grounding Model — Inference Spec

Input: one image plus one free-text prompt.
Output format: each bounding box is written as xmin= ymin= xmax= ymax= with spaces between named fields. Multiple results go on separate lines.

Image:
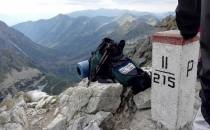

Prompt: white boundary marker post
xmin=151 ymin=30 xmax=200 ymax=130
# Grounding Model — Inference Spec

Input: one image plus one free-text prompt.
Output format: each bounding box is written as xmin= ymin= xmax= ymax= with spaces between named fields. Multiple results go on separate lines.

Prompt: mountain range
xmin=13 ymin=13 xmax=159 ymax=60
xmin=0 ymin=9 xmax=176 ymax=96
xmin=68 ymin=9 xmax=175 ymax=19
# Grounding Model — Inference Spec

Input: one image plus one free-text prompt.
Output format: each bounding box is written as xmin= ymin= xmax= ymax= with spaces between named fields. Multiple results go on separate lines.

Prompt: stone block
xmin=151 ymin=30 xmax=199 ymax=130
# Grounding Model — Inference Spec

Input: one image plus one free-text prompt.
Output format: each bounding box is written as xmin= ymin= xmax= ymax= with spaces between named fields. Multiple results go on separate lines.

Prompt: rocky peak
xmin=115 ymin=14 xmax=137 ymax=26
xmin=0 ymin=78 xmax=201 ymax=130
xmin=157 ymin=15 xmax=177 ymax=30
xmin=0 ymin=79 xmax=150 ymax=130
xmin=52 ymin=14 xmax=72 ymax=21
xmin=0 ymin=21 xmax=7 ymax=30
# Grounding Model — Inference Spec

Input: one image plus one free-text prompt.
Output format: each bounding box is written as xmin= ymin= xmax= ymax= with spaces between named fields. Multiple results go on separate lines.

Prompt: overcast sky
xmin=0 ymin=0 xmax=178 ymax=25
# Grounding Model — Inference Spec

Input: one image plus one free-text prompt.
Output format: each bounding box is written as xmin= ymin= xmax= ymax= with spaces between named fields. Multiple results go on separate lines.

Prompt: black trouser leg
xmin=199 ymin=41 xmax=210 ymax=125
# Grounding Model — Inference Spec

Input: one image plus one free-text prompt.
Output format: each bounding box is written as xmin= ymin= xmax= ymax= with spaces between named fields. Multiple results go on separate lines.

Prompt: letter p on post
xmin=151 ymin=30 xmax=200 ymax=130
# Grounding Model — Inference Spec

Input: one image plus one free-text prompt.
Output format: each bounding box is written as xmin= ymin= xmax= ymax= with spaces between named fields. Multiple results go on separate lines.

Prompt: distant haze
xmin=0 ymin=0 xmax=177 ymax=25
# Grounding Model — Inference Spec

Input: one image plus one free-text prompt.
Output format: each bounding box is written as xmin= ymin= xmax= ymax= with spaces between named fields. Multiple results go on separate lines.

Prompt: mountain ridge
xmin=68 ymin=8 xmax=174 ymax=19
xmin=0 ymin=20 xmax=48 ymax=97
xmin=0 ymin=20 xmax=74 ymax=96
xmin=13 ymin=13 xmax=158 ymax=53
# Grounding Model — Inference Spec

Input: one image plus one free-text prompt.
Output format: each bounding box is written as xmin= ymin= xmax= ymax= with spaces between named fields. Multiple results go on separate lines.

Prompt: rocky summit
xmin=0 ymin=79 xmax=201 ymax=130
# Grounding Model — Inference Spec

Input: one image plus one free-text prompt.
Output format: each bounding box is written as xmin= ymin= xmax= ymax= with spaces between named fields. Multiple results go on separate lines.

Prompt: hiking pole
xmin=96 ymin=51 xmax=109 ymax=74
xmin=93 ymin=44 xmax=111 ymax=81
xmin=89 ymin=51 xmax=109 ymax=85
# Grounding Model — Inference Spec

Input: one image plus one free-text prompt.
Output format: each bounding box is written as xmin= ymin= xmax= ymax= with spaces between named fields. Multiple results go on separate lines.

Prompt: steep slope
xmin=157 ymin=15 xmax=177 ymax=30
xmin=0 ymin=21 xmax=47 ymax=97
xmin=125 ymin=15 xmax=177 ymax=68
xmin=0 ymin=20 xmax=60 ymax=66
xmin=14 ymin=15 xmax=113 ymax=48
xmin=125 ymin=38 xmax=152 ymax=67
xmin=13 ymin=14 xmax=75 ymax=47
xmin=0 ymin=20 xmax=74 ymax=97
xmin=109 ymin=14 xmax=156 ymax=41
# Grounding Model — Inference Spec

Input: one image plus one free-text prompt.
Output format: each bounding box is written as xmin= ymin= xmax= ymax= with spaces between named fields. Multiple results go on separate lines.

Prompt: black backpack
xmin=89 ymin=38 xmax=151 ymax=94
